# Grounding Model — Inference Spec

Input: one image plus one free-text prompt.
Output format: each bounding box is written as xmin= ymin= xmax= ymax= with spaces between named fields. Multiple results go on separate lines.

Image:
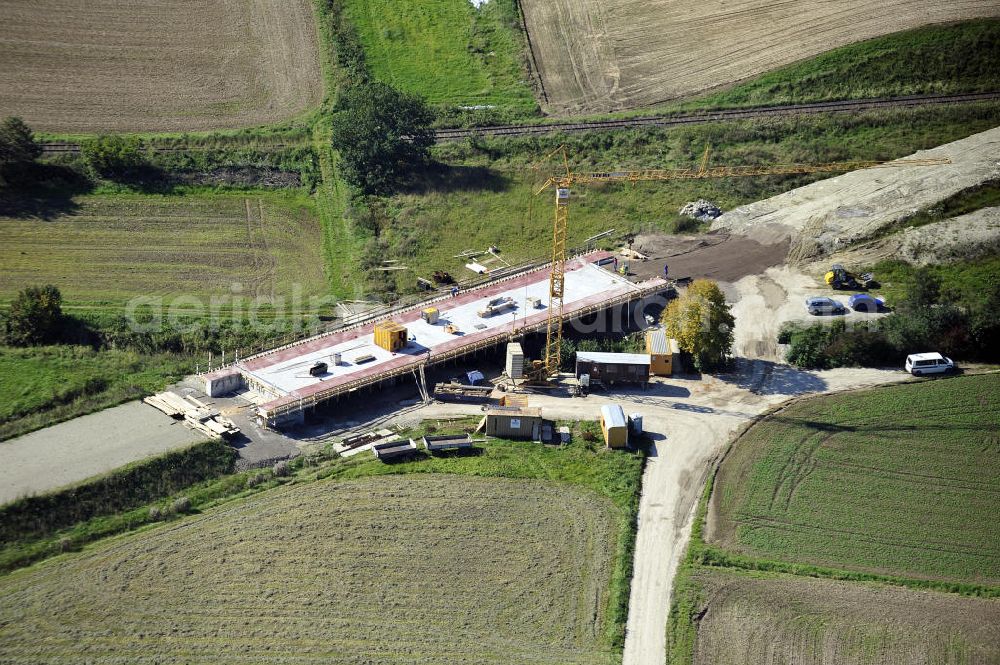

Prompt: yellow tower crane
xmin=529 ymin=148 xmax=951 ymax=381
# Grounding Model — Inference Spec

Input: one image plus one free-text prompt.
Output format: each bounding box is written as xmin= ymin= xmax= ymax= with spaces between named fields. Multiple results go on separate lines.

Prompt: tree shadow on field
xmin=0 ymin=163 xmax=90 ymax=220
xmin=401 ymin=162 xmax=510 ymax=195
xmin=110 ymin=164 xmax=180 ymax=194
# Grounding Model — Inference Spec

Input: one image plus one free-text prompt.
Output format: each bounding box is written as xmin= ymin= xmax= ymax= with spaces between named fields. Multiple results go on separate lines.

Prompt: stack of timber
xmin=143 ymin=392 xmax=239 ymax=441
xmin=433 ymin=382 xmax=496 ymax=404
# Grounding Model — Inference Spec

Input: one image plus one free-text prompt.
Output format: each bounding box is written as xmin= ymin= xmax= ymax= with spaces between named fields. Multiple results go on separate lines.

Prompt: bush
xmin=3 ymin=285 xmax=64 ymax=347
xmin=171 ymin=497 xmax=191 ymax=514
xmin=247 ymin=472 xmax=269 ymax=488
xmin=80 ymin=135 xmax=145 ymax=178
xmin=785 ymin=322 xmax=840 ymax=369
xmin=148 ymin=506 xmax=163 ymax=521
xmin=271 ymin=461 xmax=290 ymax=477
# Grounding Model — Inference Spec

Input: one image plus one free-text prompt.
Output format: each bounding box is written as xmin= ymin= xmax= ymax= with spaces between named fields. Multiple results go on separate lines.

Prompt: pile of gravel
xmin=680 ymin=199 xmax=723 ymax=221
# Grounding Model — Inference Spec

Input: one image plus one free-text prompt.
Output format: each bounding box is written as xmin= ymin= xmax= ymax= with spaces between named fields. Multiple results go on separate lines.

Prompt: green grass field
xmin=0 ymin=457 xmax=638 ymax=663
xmin=361 ymin=103 xmax=1000 ymax=294
xmin=0 ymin=191 xmax=328 ymax=314
xmin=342 ymin=0 xmax=536 ymax=116
xmin=0 ymin=346 xmax=190 ymax=441
xmin=671 ymin=567 xmax=1000 ymax=665
xmin=707 ymin=374 xmax=1000 ymax=584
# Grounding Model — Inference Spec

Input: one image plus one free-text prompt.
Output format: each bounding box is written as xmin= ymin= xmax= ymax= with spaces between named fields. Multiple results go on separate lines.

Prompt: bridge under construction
xmin=203 ymin=251 xmax=669 ymax=428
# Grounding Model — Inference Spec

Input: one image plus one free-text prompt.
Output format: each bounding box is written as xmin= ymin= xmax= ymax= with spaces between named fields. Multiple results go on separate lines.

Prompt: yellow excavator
xmin=825 ymin=264 xmax=878 ymax=290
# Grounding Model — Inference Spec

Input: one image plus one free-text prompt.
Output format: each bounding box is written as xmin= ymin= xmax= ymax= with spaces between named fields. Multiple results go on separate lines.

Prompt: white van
xmin=904 ymin=352 xmax=955 ymax=376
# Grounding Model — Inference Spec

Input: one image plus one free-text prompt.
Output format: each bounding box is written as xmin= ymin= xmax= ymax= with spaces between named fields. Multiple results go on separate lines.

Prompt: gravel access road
xmin=0 ymin=401 xmax=202 ymax=505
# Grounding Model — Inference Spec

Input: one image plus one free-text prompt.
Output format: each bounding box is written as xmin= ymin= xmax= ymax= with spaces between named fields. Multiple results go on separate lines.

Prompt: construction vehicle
xmin=825 ymin=264 xmax=860 ymax=290
xmin=825 ymin=264 xmax=878 ymax=290
xmin=526 ymin=146 xmax=950 ymax=383
xmin=432 ymin=270 xmax=455 ymax=285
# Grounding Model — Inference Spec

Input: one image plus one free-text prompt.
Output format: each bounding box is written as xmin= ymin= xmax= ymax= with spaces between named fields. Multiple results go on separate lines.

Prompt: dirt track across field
xmin=0 ymin=0 xmax=323 ymax=132
xmin=519 ymin=0 xmax=1000 ymax=114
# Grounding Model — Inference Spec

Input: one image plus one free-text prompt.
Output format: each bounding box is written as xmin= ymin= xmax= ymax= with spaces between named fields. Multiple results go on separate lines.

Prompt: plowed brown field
xmin=0 ymin=0 xmax=322 ymax=133
xmin=520 ymin=0 xmax=1000 ymax=114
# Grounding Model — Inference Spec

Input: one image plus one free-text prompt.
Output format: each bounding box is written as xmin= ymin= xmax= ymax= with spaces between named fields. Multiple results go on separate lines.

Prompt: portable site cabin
xmin=600 ymin=404 xmax=629 ymax=449
xmin=373 ymin=320 xmax=407 ymax=352
xmin=575 ymin=352 xmax=651 ymax=386
xmin=645 ymin=329 xmax=681 ymax=376
xmin=484 ymin=406 xmax=543 ymax=440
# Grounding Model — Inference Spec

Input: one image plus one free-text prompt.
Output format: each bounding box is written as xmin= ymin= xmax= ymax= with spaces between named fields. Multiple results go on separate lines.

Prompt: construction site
xmin=204 ymin=252 xmax=669 ymax=428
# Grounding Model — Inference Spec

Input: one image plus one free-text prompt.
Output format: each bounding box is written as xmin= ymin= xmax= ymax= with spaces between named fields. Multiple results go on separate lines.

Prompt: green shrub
xmin=80 ymin=135 xmax=145 ymax=178
xmin=247 ymin=472 xmax=269 ymax=488
xmin=2 ymin=284 xmax=64 ymax=347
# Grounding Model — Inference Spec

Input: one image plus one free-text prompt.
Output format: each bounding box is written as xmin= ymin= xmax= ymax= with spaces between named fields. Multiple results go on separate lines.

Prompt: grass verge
xmin=0 ymin=346 xmax=192 ymax=442
xmin=0 ymin=440 xmax=234 ymax=547
xmin=872 ymin=252 xmax=1000 ymax=308
xmin=682 ymin=19 xmax=1000 ymax=110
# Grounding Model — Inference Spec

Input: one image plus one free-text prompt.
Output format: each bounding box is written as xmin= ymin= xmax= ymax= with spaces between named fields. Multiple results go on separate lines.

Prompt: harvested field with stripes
xmin=520 ymin=0 xmax=1000 ymax=114
xmin=0 ymin=193 xmax=327 ymax=312
xmin=0 ymin=0 xmax=323 ymax=132
xmin=0 ymin=475 xmax=619 ymax=664
xmin=684 ymin=567 xmax=1000 ymax=664
xmin=706 ymin=374 xmax=1000 ymax=584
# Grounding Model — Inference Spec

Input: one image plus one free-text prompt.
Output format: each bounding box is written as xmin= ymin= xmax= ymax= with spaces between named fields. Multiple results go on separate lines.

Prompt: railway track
xmin=433 ymin=92 xmax=1000 ymax=141
xmin=39 ymin=141 xmax=307 ymax=155
xmin=39 ymin=92 xmax=1000 ymax=154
